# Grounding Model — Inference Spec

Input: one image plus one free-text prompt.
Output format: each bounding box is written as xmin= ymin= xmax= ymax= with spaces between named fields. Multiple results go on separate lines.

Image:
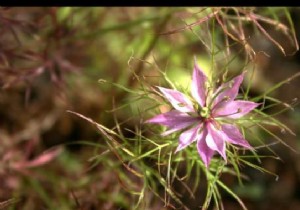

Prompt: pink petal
xmin=13 ymin=147 xmax=62 ymax=169
xmin=175 ymin=125 xmax=201 ymax=153
xmin=161 ymin=123 xmax=194 ymax=136
xmin=205 ymin=122 xmax=227 ymax=161
xmin=212 ymin=73 xmax=244 ymax=109
xmin=196 ymin=127 xmax=215 ymax=167
xmin=157 ymin=86 xmax=194 ymax=113
xmin=222 ymin=124 xmax=252 ymax=149
xmin=191 ymin=59 xmax=208 ymax=107
xmin=213 ymin=100 xmax=259 ymax=119
xmin=146 ymin=110 xmax=199 ymax=135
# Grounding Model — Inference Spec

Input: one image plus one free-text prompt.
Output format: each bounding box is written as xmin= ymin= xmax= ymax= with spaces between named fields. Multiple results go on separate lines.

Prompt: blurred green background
xmin=0 ymin=7 xmax=300 ymax=210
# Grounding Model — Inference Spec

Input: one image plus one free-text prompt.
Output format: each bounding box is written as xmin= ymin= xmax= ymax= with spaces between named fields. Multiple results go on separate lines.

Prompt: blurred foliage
xmin=0 ymin=7 xmax=300 ymax=210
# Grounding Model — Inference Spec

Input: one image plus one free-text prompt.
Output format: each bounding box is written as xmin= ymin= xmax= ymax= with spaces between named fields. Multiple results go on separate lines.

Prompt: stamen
xmin=207 ymin=86 xmax=230 ymax=109
xmin=177 ymin=102 xmax=187 ymax=107
xmin=197 ymin=125 xmax=205 ymax=135
xmin=228 ymin=81 xmax=234 ymax=88
xmin=212 ymin=95 xmax=231 ymax=110
xmin=207 ymin=77 xmax=237 ymax=109
xmin=223 ymin=96 xmax=230 ymax=101
xmin=213 ymin=120 xmax=222 ymax=130
xmin=205 ymin=85 xmax=213 ymax=106
xmin=214 ymin=108 xmax=242 ymax=118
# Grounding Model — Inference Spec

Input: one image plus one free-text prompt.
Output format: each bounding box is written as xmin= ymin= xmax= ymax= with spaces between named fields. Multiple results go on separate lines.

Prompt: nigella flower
xmin=146 ymin=59 xmax=259 ymax=167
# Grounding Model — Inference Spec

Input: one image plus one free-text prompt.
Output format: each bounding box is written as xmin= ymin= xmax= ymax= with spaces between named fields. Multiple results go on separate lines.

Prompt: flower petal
xmin=175 ymin=125 xmax=201 ymax=153
xmin=197 ymin=127 xmax=214 ymax=167
xmin=222 ymin=124 xmax=252 ymax=149
xmin=213 ymin=100 xmax=259 ymax=119
xmin=191 ymin=59 xmax=208 ymax=107
xmin=157 ymin=86 xmax=194 ymax=113
xmin=212 ymin=73 xmax=244 ymax=109
xmin=12 ymin=147 xmax=62 ymax=169
xmin=205 ymin=122 xmax=227 ymax=161
xmin=146 ymin=110 xmax=198 ymax=135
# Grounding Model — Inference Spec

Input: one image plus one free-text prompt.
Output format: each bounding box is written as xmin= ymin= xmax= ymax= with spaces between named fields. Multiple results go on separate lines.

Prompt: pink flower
xmin=146 ymin=59 xmax=259 ymax=167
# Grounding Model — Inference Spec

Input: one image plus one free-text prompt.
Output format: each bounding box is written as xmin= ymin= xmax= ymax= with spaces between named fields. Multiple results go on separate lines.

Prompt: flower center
xmin=200 ymin=107 xmax=210 ymax=118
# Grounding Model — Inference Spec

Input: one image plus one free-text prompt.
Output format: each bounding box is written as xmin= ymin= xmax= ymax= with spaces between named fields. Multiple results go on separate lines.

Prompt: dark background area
xmin=0 ymin=7 xmax=300 ymax=210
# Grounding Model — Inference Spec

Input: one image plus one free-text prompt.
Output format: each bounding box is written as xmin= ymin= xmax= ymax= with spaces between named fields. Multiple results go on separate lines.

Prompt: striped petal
xmin=222 ymin=124 xmax=252 ymax=149
xmin=213 ymin=100 xmax=259 ymax=119
xmin=175 ymin=125 xmax=201 ymax=153
xmin=205 ymin=122 xmax=227 ymax=161
xmin=191 ymin=59 xmax=208 ymax=107
xmin=212 ymin=73 xmax=244 ymax=109
xmin=197 ymin=126 xmax=215 ymax=167
xmin=157 ymin=86 xmax=194 ymax=113
xmin=146 ymin=110 xmax=198 ymax=135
